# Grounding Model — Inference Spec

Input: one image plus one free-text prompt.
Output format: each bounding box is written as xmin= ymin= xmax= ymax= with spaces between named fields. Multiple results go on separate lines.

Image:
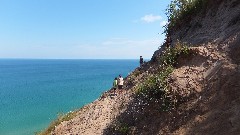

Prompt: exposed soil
xmin=48 ymin=0 xmax=240 ymax=134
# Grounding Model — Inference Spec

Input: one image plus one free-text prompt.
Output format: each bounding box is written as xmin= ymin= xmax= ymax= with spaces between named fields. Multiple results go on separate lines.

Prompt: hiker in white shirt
xmin=118 ymin=75 xmax=124 ymax=89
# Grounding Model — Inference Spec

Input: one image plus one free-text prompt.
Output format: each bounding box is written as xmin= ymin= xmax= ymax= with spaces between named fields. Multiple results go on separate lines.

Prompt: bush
xmin=165 ymin=0 xmax=208 ymax=33
xmin=160 ymin=41 xmax=190 ymax=66
xmin=109 ymin=121 xmax=130 ymax=135
xmin=137 ymin=43 xmax=190 ymax=111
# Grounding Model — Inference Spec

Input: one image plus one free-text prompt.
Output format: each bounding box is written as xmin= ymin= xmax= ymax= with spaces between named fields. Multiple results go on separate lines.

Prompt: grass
xmin=36 ymin=110 xmax=79 ymax=135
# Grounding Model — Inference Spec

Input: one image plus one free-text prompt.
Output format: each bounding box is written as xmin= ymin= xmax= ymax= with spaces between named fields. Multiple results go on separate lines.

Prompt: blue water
xmin=0 ymin=59 xmax=138 ymax=135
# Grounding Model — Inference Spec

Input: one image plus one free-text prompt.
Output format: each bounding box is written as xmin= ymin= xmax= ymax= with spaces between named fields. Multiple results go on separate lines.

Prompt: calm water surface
xmin=0 ymin=59 xmax=138 ymax=135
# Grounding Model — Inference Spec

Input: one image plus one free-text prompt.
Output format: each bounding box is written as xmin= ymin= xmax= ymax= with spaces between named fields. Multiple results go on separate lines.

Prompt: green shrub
xmin=132 ymin=70 xmax=141 ymax=77
xmin=137 ymin=43 xmax=190 ymax=111
xmin=160 ymin=41 xmax=190 ymax=66
xmin=118 ymin=123 xmax=130 ymax=134
xmin=109 ymin=121 xmax=130 ymax=135
xmin=165 ymin=0 xmax=208 ymax=33
xmin=137 ymin=66 xmax=174 ymax=106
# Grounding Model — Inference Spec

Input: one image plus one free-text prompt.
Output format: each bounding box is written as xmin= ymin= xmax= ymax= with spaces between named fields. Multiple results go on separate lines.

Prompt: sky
xmin=0 ymin=0 xmax=171 ymax=59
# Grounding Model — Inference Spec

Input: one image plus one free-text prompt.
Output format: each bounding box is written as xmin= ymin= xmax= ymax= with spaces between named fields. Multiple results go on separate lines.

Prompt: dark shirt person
xmin=140 ymin=56 xmax=143 ymax=66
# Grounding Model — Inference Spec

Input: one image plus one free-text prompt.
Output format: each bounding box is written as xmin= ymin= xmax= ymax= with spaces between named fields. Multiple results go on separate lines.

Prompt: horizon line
xmin=0 ymin=58 xmax=151 ymax=60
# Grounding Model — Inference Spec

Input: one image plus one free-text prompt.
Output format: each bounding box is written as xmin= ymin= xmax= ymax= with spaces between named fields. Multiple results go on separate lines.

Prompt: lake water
xmin=0 ymin=59 xmax=138 ymax=135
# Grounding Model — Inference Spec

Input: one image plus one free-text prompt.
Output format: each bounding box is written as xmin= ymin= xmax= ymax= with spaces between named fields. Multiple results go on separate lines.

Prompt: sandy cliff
xmin=43 ymin=0 xmax=240 ymax=134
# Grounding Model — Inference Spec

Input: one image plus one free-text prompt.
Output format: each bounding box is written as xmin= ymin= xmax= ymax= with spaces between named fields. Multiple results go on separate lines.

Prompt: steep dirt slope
xmin=49 ymin=0 xmax=240 ymax=134
xmin=117 ymin=0 xmax=240 ymax=134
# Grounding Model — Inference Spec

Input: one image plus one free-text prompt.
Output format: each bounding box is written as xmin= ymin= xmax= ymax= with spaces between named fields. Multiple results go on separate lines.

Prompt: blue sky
xmin=0 ymin=0 xmax=171 ymax=59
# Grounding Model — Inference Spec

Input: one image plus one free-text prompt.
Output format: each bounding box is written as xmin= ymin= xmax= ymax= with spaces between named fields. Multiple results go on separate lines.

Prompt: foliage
xmin=137 ymin=66 xmax=174 ymax=99
xmin=164 ymin=0 xmax=208 ymax=33
xmin=160 ymin=40 xmax=190 ymax=66
xmin=137 ymin=43 xmax=190 ymax=111
xmin=37 ymin=111 xmax=78 ymax=135
xmin=132 ymin=69 xmax=141 ymax=77
xmin=118 ymin=123 xmax=130 ymax=134
xmin=109 ymin=121 xmax=130 ymax=135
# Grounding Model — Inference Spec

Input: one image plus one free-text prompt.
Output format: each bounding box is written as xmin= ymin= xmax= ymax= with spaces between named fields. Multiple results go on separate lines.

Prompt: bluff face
xmin=43 ymin=0 xmax=240 ymax=134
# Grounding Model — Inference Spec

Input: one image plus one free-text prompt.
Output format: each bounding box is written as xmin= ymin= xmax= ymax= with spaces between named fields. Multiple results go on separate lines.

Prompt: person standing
xmin=118 ymin=75 xmax=124 ymax=90
xmin=140 ymin=56 xmax=143 ymax=66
